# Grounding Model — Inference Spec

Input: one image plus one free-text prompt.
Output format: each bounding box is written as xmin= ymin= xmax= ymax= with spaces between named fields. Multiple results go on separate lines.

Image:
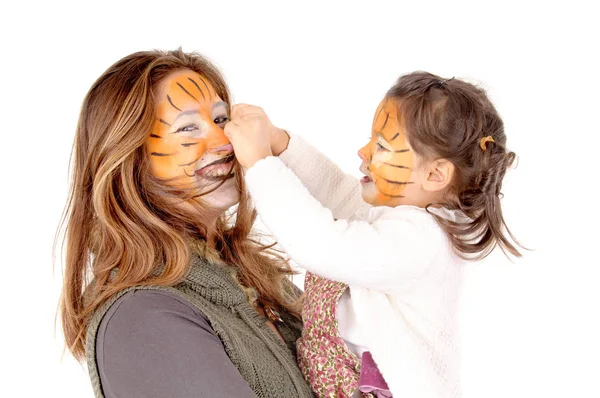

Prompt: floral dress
xmin=297 ymin=272 xmax=375 ymax=398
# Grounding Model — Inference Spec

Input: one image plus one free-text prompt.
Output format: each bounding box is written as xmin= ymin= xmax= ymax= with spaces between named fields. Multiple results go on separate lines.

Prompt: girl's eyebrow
xmin=375 ymin=132 xmax=401 ymax=146
xmin=376 ymin=133 xmax=391 ymax=145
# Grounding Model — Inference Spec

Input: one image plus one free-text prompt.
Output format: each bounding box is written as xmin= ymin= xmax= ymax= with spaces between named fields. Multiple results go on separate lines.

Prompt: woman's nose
xmin=207 ymin=126 xmax=232 ymax=154
xmin=210 ymin=143 xmax=233 ymax=155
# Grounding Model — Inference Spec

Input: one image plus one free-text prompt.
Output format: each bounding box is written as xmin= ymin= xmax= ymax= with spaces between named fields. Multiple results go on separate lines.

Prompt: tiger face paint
xmin=358 ymin=98 xmax=420 ymax=207
xmin=146 ymin=69 xmax=239 ymax=208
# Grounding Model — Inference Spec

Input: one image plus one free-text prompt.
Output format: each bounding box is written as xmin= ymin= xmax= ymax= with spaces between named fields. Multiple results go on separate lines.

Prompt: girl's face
xmin=146 ymin=69 xmax=239 ymax=210
xmin=358 ymin=98 xmax=424 ymax=207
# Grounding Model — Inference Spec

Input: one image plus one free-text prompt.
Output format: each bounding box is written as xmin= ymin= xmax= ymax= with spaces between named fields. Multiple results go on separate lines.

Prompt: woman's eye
xmin=376 ymin=142 xmax=387 ymax=151
xmin=214 ymin=115 xmax=229 ymax=125
xmin=177 ymin=124 xmax=198 ymax=133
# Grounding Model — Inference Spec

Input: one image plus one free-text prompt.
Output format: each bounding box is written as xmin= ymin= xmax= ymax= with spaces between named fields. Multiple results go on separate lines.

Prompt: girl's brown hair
xmin=387 ymin=71 xmax=523 ymax=259
xmin=58 ymin=49 xmax=299 ymax=360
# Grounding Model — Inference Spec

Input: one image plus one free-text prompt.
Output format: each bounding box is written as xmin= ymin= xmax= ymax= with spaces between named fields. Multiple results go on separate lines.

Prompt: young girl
xmin=225 ymin=72 xmax=521 ymax=398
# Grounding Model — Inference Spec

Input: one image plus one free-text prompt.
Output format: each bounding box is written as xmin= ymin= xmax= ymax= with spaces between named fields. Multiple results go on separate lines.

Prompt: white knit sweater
xmin=245 ymin=136 xmax=464 ymax=398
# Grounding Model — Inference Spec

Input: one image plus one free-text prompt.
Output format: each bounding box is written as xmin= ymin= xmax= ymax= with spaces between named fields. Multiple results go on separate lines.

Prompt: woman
xmin=59 ymin=49 xmax=314 ymax=397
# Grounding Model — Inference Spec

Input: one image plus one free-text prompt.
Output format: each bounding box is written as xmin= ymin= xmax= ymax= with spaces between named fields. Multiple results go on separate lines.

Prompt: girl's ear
xmin=422 ymin=159 xmax=454 ymax=193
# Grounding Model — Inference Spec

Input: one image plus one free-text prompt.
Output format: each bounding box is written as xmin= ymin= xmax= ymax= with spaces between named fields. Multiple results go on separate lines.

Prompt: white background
xmin=1 ymin=1 xmax=598 ymax=397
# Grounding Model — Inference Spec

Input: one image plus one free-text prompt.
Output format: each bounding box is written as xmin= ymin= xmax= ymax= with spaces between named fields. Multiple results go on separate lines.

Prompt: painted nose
xmin=207 ymin=127 xmax=232 ymax=154
xmin=210 ymin=143 xmax=233 ymax=155
xmin=358 ymin=148 xmax=368 ymax=161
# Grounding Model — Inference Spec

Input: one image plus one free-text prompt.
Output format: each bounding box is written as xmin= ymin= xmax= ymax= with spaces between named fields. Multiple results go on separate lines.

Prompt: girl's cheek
xmin=372 ymin=150 xmax=393 ymax=164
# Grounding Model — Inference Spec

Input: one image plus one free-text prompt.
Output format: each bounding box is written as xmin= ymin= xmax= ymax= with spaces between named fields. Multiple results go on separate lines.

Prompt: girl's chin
xmin=360 ymin=184 xmax=376 ymax=203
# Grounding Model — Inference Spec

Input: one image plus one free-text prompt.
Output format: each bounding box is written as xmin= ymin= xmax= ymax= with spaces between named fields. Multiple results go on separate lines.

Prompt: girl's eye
xmin=214 ymin=115 xmax=229 ymax=125
xmin=376 ymin=142 xmax=387 ymax=151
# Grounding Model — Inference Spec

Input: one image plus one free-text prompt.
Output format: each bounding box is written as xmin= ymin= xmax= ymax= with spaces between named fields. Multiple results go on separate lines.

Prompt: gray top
xmin=96 ymin=290 xmax=256 ymax=398
xmin=87 ymin=251 xmax=313 ymax=398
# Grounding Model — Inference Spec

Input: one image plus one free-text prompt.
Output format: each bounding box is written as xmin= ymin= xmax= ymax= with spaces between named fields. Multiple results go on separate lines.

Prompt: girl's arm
xmin=277 ymin=133 xmax=371 ymax=220
xmin=245 ymin=156 xmax=446 ymax=292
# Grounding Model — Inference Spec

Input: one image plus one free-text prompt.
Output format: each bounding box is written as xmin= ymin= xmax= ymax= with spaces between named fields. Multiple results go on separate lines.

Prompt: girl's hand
xmin=225 ymin=104 xmax=274 ymax=168
xmin=271 ymin=127 xmax=290 ymax=156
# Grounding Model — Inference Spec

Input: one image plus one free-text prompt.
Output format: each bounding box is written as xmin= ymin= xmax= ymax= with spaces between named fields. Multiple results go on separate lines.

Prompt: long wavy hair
xmin=58 ymin=49 xmax=300 ymax=361
xmin=387 ymin=72 xmax=524 ymax=259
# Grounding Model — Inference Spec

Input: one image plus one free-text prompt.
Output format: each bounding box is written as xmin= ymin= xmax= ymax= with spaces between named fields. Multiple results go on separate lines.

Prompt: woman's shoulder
xmin=98 ymin=289 xmax=212 ymax=335
xmin=95 ymin=289 xmax=218 ymax=369
xmin=94 ymin=289 xmax=257 ymax=397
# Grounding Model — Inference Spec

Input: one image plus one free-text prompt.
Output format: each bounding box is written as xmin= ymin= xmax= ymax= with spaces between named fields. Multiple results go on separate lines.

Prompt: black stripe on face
xmin=383 ymin=162 xmax=409 ymax=169
xmin=380 ymin=112 xmax=389 ymax=130
xmin=177 ymin=82 xmax=199 ymax=102
xmin=151 ymin=152 xmax=175 ymax=156
xmin=187 ymin=78 xmax=206 ymax=100
xmin=150 ymin=134 xmax=163 ymax=138
xmin=390 ymin=132 xmax=400 ymax=141
xmin=374 ymin=104 xmax=384 ymax=124
xmin=198 ymin=76 xmax=212 ymax=99
xmin=167 ymin=95 xmax=182 ymax=112
xmin=181 ymin=142 xmax=198 ymax=147
xmin=372 ymin=172 xmax=414 ymax=186
xmin=159 ymin=119 xmax=171 ymax=126
xmin=379 ymin=191 xmax=405 ymax=198
xmin=394 ymin=149 xmax=410 ymax=153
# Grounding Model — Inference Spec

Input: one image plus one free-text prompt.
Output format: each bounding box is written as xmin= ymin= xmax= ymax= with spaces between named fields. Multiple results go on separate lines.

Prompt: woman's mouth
xmin=360 ymin=175 xmax=373 ymax=184
xmin=196 ymin=155 xmax=236 ymax=181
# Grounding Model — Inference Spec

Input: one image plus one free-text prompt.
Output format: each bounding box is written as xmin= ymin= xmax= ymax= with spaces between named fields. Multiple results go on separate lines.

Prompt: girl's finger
xmin=230 ymin=104 xmax=253 ymax=118
xmin=223 ymin=121 xmax=239 ymax=138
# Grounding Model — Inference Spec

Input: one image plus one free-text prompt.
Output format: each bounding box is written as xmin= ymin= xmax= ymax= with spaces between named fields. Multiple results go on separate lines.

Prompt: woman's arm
xmin=96 ymin=290 xmax=257 ymax=398
xmin=275 ymin=131 xmax=370 ymax=220
xmin=245 ymin=157 xmax=445 ymax=292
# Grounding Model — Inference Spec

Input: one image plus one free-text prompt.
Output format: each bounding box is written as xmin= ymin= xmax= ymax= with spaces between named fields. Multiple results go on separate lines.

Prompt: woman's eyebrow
xmin=212 ymin=101 xmax=228 ymax=110
xmin=173 ymin=110 xmax=200 ymax=123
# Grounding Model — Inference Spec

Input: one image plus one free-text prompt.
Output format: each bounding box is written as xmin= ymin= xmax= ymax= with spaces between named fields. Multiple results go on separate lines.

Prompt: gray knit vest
xmin=85 ymin=254 xmax=315 ymax=398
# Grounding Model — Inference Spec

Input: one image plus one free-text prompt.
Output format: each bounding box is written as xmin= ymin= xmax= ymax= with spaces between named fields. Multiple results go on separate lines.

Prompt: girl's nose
xmin=358 ymin=149 xmax=367 ymax=161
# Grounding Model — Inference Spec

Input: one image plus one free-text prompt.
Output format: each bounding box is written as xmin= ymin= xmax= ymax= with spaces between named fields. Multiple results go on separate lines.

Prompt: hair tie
xmin=435 ymin=77 xmax=455 ymax=88
xmin=480 ymin=136 xmax=495 ymax=151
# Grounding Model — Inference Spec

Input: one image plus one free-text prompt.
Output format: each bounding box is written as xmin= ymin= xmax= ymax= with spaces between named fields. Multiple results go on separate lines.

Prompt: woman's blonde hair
xmin=58 ymin=49 xmax=300 ymax=360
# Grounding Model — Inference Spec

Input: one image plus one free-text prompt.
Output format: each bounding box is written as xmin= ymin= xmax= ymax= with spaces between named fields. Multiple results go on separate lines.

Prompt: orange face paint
xmin=146 ymin=70 xmax=231 ymax=185
xmin=359 ymin=98 xmax=415 ymax=206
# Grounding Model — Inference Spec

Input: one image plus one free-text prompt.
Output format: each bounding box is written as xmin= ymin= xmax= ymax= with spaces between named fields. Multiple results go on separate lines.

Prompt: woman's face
xmin=146 ymin=69 xmax=239 ymax=211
